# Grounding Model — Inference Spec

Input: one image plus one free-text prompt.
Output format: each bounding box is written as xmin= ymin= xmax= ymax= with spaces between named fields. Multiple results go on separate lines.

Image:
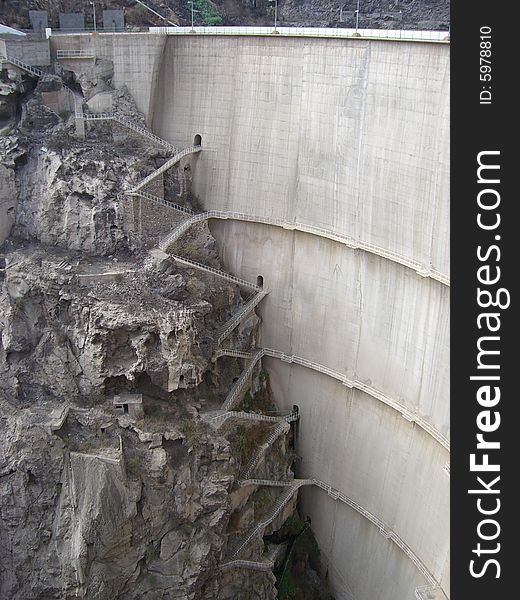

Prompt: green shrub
xmin=232 ymin=425 xmax=247 ymax=456
xmin=179 ymin=420 xmax=204 ymax=448
xmin=125 ymin=457 xmax=141 ymax=478
xmin=259 ymin=369 xmax=269 ymax=383
xmin=252 ymin=488 xmax=272 ymax=512
xmin=278 ymin=570 xmax=297 ymax=600
xmin=145 ymin=542 xmax=160 ymax=563
xmin=189 ymin=0 xmax=224 ymax=26
xmin=228 ymin=422 xmax=272 ymax=464
xmin=166 ymin=238 xmax=200 ymax=261
xmin=241 ymin=390 xmax=252 ymax=411
xmin=13 ymin=296 xmax=25 ymax=314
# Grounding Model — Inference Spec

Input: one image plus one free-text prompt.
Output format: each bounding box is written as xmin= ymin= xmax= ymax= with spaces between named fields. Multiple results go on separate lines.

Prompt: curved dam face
xmin=54 ymin=33 xmax=450 ymax=600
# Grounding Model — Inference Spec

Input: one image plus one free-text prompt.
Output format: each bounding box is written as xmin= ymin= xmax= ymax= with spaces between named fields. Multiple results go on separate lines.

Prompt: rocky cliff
xmin=0 ymin=0 xmax=449 ymax=31
xmin=0 ymin=62 xmax=332 ymax=600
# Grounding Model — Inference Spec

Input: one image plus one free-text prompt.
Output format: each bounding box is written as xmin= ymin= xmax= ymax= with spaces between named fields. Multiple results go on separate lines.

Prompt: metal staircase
xmin=130 ymin=145 xmax=201 ymax=191
xmin=228 ymin=479 xmax=310 ymax=559
xmin=118 ymin=106 xmax=445 ymax=595
xmin=221 ymin=349 xmax=265 ymax=411
xmin=170 ymin=256 xmax=261 ymax=291
xmin=208 ymin=408 xmax=298 ymax=428
xmin=126 ymin=190 xmax=195 ymax=216
xmin=217 ymin=289 xmax=269 ymax=345
xmin=240 ymin=421 xmax=291 ymax=480
xmin=0 ymin=54 xmax=47 ymax=77
xmin=77 ymin=112 xmax=179 ymax=152
xmin=227 ymin=476 xmax=440 ymax=589
xmin=213 ymin=348 xmax=259 ymax=360
xmin=221 ymin=544 xmax=283 ymax=571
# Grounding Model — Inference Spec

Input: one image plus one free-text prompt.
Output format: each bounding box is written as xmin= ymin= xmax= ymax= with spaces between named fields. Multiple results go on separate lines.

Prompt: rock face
xmin=0 ymin=393 xmax=240 ymax=599
xmin=0 ymin=0 xmax=449 ymax=30
xmin=0 ymin=69 xmax=29 ymax=244
xmin=0 ymin=245 xmax=240 ymax=400
xmin=0 ymin=63 xmax=318 ymax=600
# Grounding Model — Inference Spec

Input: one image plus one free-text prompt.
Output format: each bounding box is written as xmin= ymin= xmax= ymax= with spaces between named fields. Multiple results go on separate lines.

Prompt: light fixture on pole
xmin=355 ymin=0 xmax=360 ymax=34
xmin=190 ymin=1 xmax=200 ymax=32
xmin=268 ymin=0 xmax=278 ymax=33
xmin=90 ymin=1 xmax=97 ymax=32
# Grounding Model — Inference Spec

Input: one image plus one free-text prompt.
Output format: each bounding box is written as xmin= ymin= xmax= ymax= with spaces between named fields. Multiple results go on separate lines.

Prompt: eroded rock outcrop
xmin=0 ymin=60 xmax=332 ymax=600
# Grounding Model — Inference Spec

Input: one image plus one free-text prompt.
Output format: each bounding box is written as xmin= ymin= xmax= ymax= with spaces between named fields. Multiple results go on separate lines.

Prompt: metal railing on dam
xmin=47 ymin=26 xmax=449 ymax=44
xmin=56 ymin=49 xmax=95 ymax=59
xmin=229 ymin=477 xmax=444 ymax=592
xmin=158 ymin=210 xmax=450 ymax=286
xmin=217 ymin=289 xmax=270 ymax=345
xmin=214 ymin=347 xmax=450 ymax=451
xmin=149 ymin=26 xmax=450 ymax=43
xmin=161 ymin=212 xmax=449 ymax=451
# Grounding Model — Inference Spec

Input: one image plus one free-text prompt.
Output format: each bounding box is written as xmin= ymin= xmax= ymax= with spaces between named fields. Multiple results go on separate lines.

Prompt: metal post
xmin=190 ymin=2 xmax=200 ymax=32
xmin=274 ymin=0 xmax=278 ymax=31
xmin=355 ymin=0 xmax=360 ymax=33
xmin=91 ymin=2 xmax=97 ymax=32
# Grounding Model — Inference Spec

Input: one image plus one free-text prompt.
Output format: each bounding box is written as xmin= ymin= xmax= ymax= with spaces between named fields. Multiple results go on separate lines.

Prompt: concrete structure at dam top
xmin=34 ymin=29 xmax=449 ymax=600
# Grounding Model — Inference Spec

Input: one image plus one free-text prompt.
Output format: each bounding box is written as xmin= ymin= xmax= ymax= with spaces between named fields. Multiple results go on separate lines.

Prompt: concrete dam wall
xmin=53 ymin=33 xmax=450 ymax=600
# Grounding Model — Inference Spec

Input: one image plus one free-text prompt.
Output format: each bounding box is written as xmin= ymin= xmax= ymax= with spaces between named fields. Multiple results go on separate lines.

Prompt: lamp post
xmin=90 ymin=2 xmax=97 ymax=32
xmin=355 ymin=0 xmax=360 ymax=34
xmin=190 ymin=1 xmax=200 ymax=32
xmin=268 ymin=0 xmax=278 ymax=32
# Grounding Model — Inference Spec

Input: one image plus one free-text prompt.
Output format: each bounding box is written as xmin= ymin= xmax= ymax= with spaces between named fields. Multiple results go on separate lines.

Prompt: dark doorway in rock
xmin=194 ymin=134 xmax=202 ymax=146
xmin=257 ymin=275 xmax=264 ymax=288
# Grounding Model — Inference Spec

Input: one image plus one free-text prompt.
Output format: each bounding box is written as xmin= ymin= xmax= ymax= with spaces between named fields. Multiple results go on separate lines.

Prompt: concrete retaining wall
xmin=2 ymin=39 xmax=51 ymax=66
xmin=51 ymin=34 xmax=166 ymax=124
